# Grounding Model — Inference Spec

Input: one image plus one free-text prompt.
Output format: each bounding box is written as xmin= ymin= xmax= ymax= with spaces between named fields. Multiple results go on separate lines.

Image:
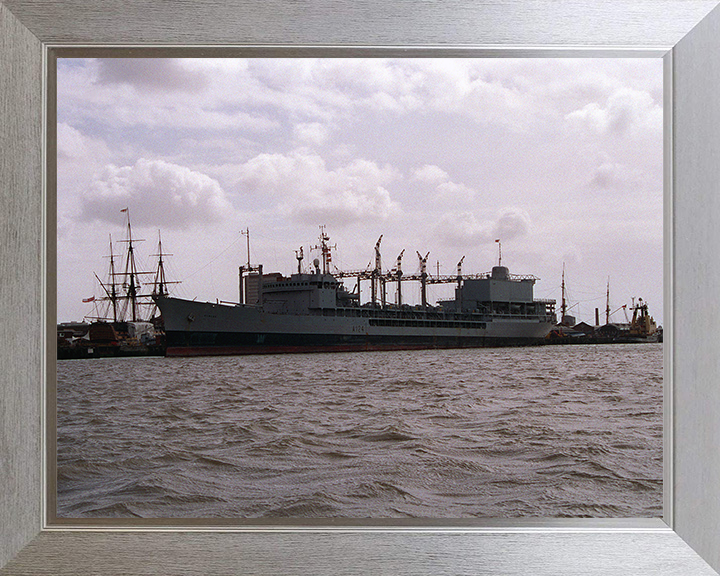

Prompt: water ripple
xmin=56 ymin=343 xmax=663 ymax=518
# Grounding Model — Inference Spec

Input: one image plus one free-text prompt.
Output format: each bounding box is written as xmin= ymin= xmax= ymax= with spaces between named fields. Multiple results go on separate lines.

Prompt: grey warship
xmin=154 ymin=230 xmax=557 ymax=356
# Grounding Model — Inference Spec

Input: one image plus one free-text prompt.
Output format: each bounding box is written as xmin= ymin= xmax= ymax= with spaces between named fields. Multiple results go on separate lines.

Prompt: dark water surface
xmin=56 ymin=344 xmax=662 ymax=518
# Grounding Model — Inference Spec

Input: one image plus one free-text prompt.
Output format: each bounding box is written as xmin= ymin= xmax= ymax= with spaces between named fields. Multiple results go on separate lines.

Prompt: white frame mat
xmin=2 ymin=1 xmax=720 ymax=574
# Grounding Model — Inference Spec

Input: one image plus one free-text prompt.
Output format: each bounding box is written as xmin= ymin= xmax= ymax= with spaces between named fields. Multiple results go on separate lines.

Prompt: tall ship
xmin=155 ymin=229 xmax=557 ymax=356
xmin=58 ymin=209 xmax=173 ymax=359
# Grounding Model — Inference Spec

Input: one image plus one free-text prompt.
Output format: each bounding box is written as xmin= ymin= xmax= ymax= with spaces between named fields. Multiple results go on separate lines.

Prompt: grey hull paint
xmin=157 ymin=295 xmax=556 ymax=356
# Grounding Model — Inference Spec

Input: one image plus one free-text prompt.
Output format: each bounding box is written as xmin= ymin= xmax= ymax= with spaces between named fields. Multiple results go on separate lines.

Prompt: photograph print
xmin=56 ymin=57 xmax=663 ymax=518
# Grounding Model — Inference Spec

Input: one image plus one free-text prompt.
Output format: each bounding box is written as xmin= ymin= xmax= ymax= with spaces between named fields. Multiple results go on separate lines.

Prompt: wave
xmin=56 ymin=345 xmax=663 ymax=518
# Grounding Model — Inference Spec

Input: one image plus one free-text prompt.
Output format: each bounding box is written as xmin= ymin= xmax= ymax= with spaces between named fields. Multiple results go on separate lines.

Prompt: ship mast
xmin=560 ymin=262 xmax=567 ymax=323
xmin=118 ymin=208 xmax=144 ymax=322
xmin=242 ymin=227 xmax=251 ymax=270
xmin=91 ymin=234 xmax=121 ymax=322
xmin=239 ymin=228 xmax=256 ymax=305
xmin=151 ymin=230 xmax=173 ymax=297
xmin=295 ymin=246 xmax=304 ymax=274
xmin=605 ymin=277 xmax=611 ymax=325
xmin=457 ymin=255 xmax=465 ymax=310
xmin=325 ymin=231 xmax=335 ymax=274
xmin=312 ymin=225 xmax=335 ymax=275
xmin=86 ymin=212 xmax=169 ymax=323
xmin=108 ymin=234 xmax=119 ymax=322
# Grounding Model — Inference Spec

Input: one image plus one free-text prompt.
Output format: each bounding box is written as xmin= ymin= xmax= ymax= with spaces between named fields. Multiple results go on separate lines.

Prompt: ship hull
xmin=157 ymin=296 xmax=555 ymax=357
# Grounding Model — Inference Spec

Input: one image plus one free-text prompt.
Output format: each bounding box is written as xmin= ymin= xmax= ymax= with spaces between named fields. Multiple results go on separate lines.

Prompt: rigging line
xmin=580 ymin=294 xmax=610 ymax=303
xmin=184 ymin=236 xmax=242 ymax=281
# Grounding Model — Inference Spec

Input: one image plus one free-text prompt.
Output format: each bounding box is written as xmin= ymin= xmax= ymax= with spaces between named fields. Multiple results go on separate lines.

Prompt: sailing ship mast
xmin=117 ymin=208 xmax=146 ymax=321
xmin=91 ymin=234 xmax=121 ymax=322
xmin=151 ymin=230 xmax=173 ymax=297
xmin=145 ymin=230 xmax=179 ymax=321
xmin=86 ymin=208 xmax=171 ymax=323
xmin=107 ymin=234 xmax=119 ymax=322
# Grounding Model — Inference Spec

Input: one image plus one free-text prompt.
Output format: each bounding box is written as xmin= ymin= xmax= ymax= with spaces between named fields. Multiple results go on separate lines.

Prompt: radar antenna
xmin=311 ymin=226 xmax=336 ymax=274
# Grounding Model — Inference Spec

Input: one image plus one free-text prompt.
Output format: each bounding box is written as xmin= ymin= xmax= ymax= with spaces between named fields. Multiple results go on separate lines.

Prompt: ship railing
xmin=292 ymin=306 xmax=554 ymax=322
xmin=332 ymin=269 xmax=540 ymax=284
xmin=464 ymin=272 xmax=540 ymax=282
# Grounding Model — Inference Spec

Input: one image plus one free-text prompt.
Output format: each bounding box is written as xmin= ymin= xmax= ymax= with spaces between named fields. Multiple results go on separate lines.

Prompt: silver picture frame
xmin=2 ymin=1 xmax=720 ymax=574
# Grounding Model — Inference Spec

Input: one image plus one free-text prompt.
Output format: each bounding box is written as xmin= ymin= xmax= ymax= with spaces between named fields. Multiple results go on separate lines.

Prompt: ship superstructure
xmin=155 ymin=230 xmax=557 ymax=356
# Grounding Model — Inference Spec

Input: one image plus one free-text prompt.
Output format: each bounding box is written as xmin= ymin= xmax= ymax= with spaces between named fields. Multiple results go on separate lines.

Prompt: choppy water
xmin=56 ymin=344 xmax=662 ymax=518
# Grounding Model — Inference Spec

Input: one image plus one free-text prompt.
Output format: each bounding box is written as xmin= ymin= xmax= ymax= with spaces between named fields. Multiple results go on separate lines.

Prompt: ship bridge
xmin=435 ymin=265 xmax=554 ymax=320
xmin=260 ymin=272 xmax=356 ymax=314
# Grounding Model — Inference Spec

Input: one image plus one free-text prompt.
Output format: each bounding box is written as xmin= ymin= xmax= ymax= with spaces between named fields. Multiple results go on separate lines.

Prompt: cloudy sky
xmin=57 ymin=57 xmax=663 ymax=325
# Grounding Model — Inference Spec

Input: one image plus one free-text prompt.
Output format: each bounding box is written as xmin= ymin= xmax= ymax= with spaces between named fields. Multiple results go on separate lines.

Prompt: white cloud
xmin=565 ymin=88 xmax=662 ymax=136
xmin=492 ymin=207 xmax=532 ymax=240
xmin=113 ymin=105 xmax=277 ymax=132
xmin=230 ymin=151 xmax=401 ymax=226
xmin=412 ymin=165 xmax=475 ymax=206
xmin=413 ymin=164 xmax=449 ymax=183
xmin=232 ymin=152 xmax=325 ymax=191
xmin=57 ymin=122 xmax=110 ymax=160
xmin=56 ymin=58 xmax=664 ymax=324
xmin=81 ymin=158 xmax=235 ymax=228
xmin=589 ymin=161 xmax=643 ymax=190
xmin=293 ymin=122 xmax=330 ymax=146
xmin=437 ymin=211 xmax=491 ymax=246
xmin=435 ymin=207 xmax=531 ymax=247
xmin=435 ymin=181 xmax=476 ymax=205
xmin=290 ymin=186 xmax=398 ymax=226
xmin=233 ymin=59 xmax=535 ymax=127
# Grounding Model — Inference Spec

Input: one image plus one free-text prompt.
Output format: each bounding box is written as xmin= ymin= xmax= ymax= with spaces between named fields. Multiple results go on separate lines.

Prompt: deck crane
xmin=417 ymin=250 xmax=430 ymax=307
xmin=456 ymin=255 xmax=465 ymax=309
xmin=371 ymin=235 xmax=383 ymax=305
xmin=395 ymin=249 xmax=405 ymax=305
